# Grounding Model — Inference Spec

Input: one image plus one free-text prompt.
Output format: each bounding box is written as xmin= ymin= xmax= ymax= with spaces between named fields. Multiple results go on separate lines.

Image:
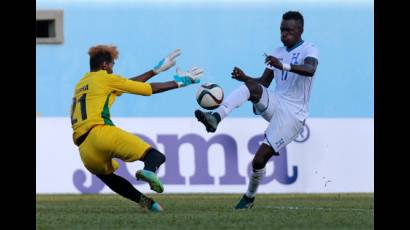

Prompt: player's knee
xmin=244 ymin=80 xmax=263 ymax=103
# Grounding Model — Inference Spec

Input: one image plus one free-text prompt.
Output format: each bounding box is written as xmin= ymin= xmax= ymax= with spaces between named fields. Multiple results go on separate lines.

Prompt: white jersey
xmin=266 ymin=40 xmax=319 ymax=121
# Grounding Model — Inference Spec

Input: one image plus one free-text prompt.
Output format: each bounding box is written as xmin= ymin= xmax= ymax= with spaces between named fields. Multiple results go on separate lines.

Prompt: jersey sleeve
xmin=104 ymin=74 xmax=153 ymax=96
xmin=304 ymin=44 xmax=319 ymax=60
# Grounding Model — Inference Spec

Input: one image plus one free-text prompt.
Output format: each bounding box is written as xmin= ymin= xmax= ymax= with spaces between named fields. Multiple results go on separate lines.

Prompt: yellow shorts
xmin=78 ymin=125 xmax=151 ymax=175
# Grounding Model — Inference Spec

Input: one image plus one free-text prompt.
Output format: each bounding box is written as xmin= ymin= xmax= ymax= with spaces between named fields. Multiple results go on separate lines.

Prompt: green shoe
xmin=135 ymin=169 xmax=164 ymax=193
xmin=195 ymin=110 xmax=220 ymax=133
xmin=139 ymin=195 xmax=163 ymax=213
xmin=234 ymin=194 xmax=255 ymax=209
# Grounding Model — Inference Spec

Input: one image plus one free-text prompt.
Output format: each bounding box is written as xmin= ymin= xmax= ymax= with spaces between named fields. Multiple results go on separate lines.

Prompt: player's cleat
xmin=234 ymin=194 xmax=255 ymax=209
xmin=135 ymin=169 xmax=164 ymax=193
xmin=194 ymin=110 xmax=220 ymax=133
xmin=138 ymin=195 xmax=163 ymax=213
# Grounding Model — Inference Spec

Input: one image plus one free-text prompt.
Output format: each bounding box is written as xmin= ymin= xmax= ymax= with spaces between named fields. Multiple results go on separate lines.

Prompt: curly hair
xmin=88 ymin=45 xmax=119 ymax=70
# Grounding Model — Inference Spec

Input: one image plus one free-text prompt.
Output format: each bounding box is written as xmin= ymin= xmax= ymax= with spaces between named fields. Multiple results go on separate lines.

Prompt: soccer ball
xmin=196 ymin=83 xmax=224 ymax=110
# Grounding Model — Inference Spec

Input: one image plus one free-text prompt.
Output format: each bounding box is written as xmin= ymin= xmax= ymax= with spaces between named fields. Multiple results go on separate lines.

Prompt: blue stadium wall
xmin=36 ymin=0 xmax=374 ymax=119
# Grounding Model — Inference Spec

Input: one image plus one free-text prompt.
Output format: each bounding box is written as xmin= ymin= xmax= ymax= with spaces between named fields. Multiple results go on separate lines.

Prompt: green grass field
xmin=36 ymin=193 xmax=373 ymax=229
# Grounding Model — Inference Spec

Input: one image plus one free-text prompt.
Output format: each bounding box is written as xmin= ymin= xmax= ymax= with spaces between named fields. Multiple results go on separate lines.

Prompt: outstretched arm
xmin=257 ymin=68 xmax=274 ymax=87
xmin=265 ymin=55 xmax=319 ymax=77
xmin=150 ymin=81 xmax=179 ymax=94
xmin=289 ymin=57 xmax=319 ymax=77
xmin=129 ymin=49 xmax=181 ymax=82
xmin=151 ymin=67 xmax=204 ymax=94
xmin=231 ymin=67 xmax=274 ymax=88
xmin=129 ymin=70 xmax=157 ymax=82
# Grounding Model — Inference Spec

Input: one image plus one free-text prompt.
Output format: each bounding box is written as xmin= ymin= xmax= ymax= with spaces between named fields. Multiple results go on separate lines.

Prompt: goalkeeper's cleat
xmin=234 ymin=194 xmax=255 ymax=209
xmin=135 ymin=169 xmax=164 ymax=193
xmin=138 ymin=195 xmax=163 ymax=213
xmin=194 ymin=110 xmax=220 ymax=133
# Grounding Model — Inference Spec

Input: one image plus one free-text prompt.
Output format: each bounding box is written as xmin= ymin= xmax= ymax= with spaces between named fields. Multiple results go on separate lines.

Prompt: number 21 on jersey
xmin=70 ymin=94 xmax=87 ymax=125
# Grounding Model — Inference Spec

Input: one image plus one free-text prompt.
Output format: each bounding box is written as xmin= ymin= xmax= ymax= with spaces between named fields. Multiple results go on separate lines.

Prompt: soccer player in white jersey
xmin=195 ymin=11 xmax=319 ymax=209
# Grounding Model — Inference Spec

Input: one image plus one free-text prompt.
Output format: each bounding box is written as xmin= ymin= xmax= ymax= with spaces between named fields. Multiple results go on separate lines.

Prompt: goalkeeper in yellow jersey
xmin=70 ymin=45 xmax=203 ymax=212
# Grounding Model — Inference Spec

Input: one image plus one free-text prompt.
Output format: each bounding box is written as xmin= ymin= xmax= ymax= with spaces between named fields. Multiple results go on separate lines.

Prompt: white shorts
xmin=253 ymin=86 xmax=304 ymax=152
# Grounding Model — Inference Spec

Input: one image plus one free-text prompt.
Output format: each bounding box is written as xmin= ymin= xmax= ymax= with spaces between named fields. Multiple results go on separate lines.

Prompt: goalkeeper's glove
xmin=174 ymin=67 xmax=204 ymax=87
xmin=153 ymin=49 xmax=181 ymax=74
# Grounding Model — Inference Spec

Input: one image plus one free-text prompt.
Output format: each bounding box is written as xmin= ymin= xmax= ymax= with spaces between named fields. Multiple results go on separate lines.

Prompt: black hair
xmin=89 ymin=52 xmax=113 ymax=70
xmin=282 ymin=11 xmax=304 ymax=28
xmin=88 ymin=45 xmax=118 ymax=70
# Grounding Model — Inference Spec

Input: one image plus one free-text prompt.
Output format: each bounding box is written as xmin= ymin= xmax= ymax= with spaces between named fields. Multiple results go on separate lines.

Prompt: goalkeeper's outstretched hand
xmin=153 ymin=49 xmax=181 ymax=74
xmin=174 ymin=67 xmax=204 ymax=88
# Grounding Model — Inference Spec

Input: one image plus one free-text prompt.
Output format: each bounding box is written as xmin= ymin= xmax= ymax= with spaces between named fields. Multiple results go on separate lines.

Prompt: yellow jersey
xmin=71 ymin=70 xmax=152 ymax=144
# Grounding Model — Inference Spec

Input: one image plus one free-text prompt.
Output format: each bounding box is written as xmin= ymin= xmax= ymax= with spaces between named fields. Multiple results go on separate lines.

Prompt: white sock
xmin=216 ymin=84 xmax=250 ymax=120
xmin=253 ymin=86 xmax=268 ymax=112
xmin=245 ymin=167 xmax=266 ymax=198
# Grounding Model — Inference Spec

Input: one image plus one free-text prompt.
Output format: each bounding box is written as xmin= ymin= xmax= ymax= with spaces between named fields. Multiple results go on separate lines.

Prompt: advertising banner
xmin=36 ymin=118 xmax=373 ymax=193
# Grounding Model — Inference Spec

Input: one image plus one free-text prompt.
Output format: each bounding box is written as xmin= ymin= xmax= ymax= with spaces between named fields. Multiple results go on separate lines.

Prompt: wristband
xmin=175 ymin=81 xmax=183 ymax=88
xmin=282 ymin=63 xmax=291 ymax=71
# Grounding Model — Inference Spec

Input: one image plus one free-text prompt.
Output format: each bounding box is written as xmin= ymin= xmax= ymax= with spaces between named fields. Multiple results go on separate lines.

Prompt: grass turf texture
xmin=37 ymin=193 xmax=373 ymax=229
